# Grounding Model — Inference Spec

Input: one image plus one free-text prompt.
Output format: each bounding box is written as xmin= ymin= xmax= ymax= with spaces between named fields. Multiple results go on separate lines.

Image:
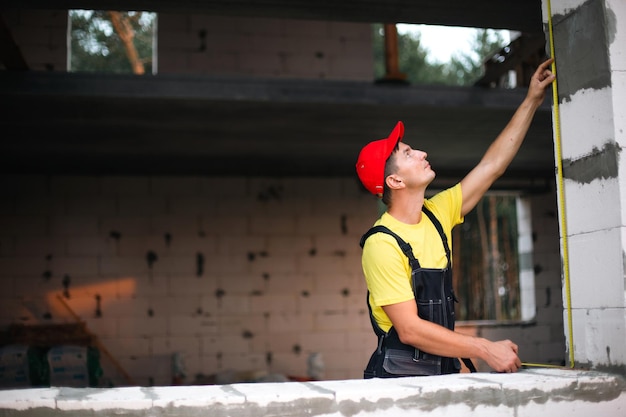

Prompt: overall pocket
xmin=416 ymin=298 xmax=443 ymax=324
xmin=413 ymin=267 xmax=452 ymax=329
xmin=382 ymin=348 xmax=441 ymax=376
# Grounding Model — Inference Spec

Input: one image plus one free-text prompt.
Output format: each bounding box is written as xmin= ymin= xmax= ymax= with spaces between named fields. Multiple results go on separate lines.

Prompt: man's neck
xmin=387 ymin=191 xmax=426 ymax=225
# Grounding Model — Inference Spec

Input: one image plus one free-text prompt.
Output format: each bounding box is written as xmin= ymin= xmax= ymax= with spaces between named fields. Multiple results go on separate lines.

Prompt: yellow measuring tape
xmin=521 ymin=362 xmax=568 ymax=369
xmin=547 ymin=0 xmax=575 ymax=369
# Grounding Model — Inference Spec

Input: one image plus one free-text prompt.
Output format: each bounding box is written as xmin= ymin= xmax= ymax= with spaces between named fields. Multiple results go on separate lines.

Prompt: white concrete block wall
xmin=2 ymin=369 xmax=625 ymax=417
xmin=0 ymin=174 xmax=565 ymax=386
xmin=158 ymin=13 xmax=374 ymax=80
xmin=543 ymin=0 xmax=626 ymax=371
xmin=612 ymin=0 xmax=626 ymax=314
xmin=0 ymin=174 xmax=379 ymax=386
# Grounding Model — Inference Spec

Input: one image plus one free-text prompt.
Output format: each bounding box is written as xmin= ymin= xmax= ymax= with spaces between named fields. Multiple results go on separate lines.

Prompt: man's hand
xmin=527 ymin=57 xmax=556 ymax=104
xmin=482 ymin=339 xmax=522 ymax=373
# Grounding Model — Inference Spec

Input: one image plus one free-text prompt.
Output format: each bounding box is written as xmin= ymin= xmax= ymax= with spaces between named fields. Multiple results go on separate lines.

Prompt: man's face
xmin=391 ymin=142 xmax=436 ymax=190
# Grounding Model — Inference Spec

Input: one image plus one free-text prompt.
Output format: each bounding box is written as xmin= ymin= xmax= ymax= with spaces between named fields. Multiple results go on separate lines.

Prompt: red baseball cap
xmin=356 ymin=121 xmax=404 ymax=196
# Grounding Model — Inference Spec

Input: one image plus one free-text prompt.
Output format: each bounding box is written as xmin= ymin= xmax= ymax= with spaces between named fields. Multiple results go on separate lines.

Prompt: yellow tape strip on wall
xmin=546 ymin=0 xmax=575 ymax=369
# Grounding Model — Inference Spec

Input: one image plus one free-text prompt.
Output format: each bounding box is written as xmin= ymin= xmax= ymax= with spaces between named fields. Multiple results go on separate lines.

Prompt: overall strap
xmin=421 ymin=206 xmax=450 ymax=265
xmin=360 ymin=225 xmax=420 ymax=269
xmin=361 ymin=226 xmax=418 ymax=345
xmin=365 ymin=290 xmax=385 ymax=339
xmin=421 ymin=206 xmax=476 ymax=372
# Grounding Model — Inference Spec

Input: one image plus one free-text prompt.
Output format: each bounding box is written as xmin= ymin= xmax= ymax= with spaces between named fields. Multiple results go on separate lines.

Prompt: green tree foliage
xmin=372 ymin=24 xmax=506 ymax=86
xmin=69 ymin=10 xmax=154 ymax=73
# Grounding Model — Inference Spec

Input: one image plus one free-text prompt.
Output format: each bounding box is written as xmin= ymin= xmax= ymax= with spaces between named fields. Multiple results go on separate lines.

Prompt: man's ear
xmin=385 ymin=174 xmax=404 ymax=191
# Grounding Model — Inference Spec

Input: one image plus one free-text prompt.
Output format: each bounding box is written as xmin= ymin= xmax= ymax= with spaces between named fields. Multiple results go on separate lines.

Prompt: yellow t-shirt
xmin=361 ymin=184 xmax=464 ymax=333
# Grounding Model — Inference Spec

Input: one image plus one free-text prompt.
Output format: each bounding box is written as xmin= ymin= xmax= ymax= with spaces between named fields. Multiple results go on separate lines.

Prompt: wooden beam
xmin=382 ymin=23 xmax=407 ymax=82
xmin=2 ymin=1 xmax=544 ymax=33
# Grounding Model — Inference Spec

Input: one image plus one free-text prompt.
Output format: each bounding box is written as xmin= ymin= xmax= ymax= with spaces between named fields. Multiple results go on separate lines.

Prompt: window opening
xmin=68 ymin=10 xmax=157 ymax=74
xmin=453 ymin=194 xmax=535 ymax=322
xmin=371 ymin=23 xmax=519 ymax=87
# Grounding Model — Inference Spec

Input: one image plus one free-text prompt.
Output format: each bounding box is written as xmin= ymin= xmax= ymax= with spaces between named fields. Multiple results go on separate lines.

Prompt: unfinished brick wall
xmin=0 ymin=175 xmax=381 ymax=385
xmin=0 ymin=174 xmax=565 ymax=385
xmin=1 ymin=9 xmax=68 ymax=72
xmin=157 ymin=14 xmax=373 ymax=79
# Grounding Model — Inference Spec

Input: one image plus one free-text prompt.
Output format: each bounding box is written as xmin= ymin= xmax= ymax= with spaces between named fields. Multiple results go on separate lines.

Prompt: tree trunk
xmin=108 ymin=11 xmax=145 ymax=75
xmin=477 ymin=200 xmax=492 ymax=318
xmin=489 ymin=196 xmax=502 ymax=320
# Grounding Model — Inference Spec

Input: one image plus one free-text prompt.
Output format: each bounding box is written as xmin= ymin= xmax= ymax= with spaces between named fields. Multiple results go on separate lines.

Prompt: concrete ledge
xmin=1 ymin=369 xmax=625 ymax=417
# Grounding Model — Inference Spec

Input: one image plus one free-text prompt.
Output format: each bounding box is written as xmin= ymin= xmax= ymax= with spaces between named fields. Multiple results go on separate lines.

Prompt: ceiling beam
xmin=2 ymin=0 xmax=544 ymax=32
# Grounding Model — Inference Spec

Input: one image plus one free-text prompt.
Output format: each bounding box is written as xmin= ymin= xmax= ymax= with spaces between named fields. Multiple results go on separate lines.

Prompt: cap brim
xmin=385 ymin=121 xmax=404 ymax=155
